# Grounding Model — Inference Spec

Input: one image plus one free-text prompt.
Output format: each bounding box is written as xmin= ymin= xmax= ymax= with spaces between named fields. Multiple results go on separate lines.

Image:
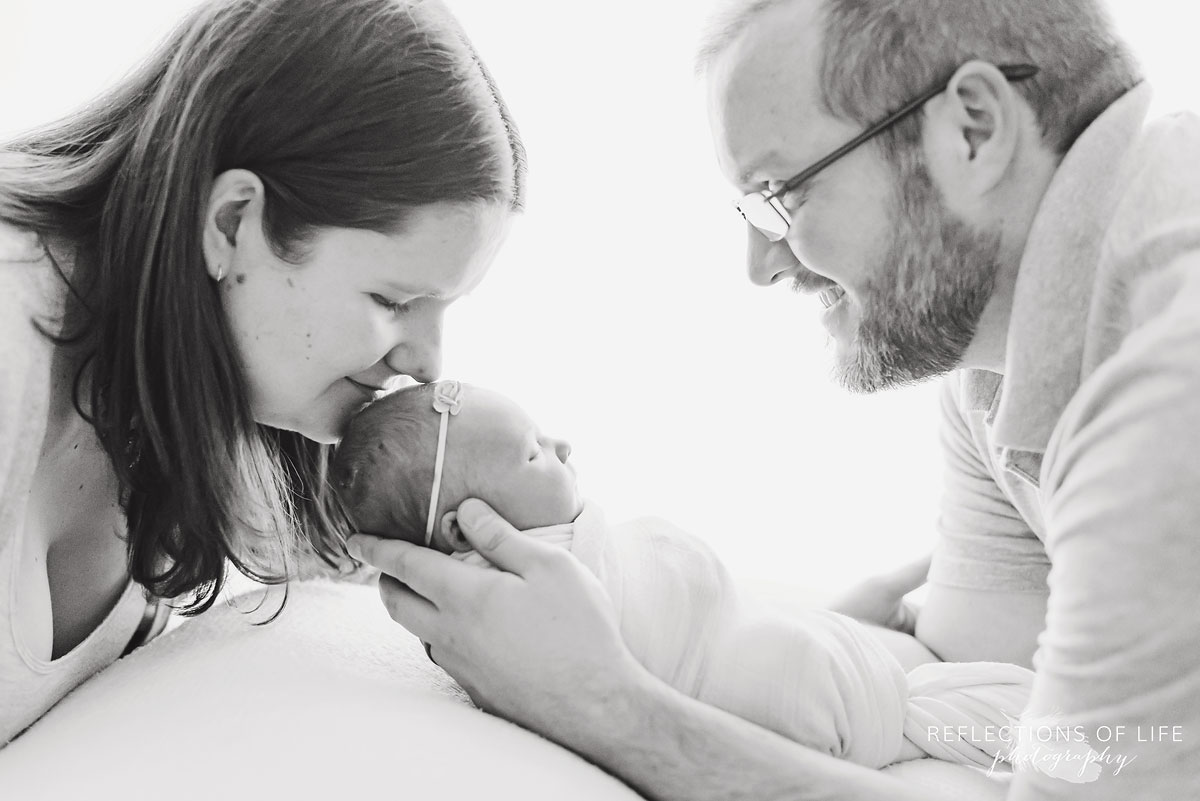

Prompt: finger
xmin=378 ymin=573 xmax=439 ymax=641
xmin=887 ymin=553 xmax=933 ymax=594
xmin=455 ymin=498 xmax=555 ymax=575
xmin=349 ymin=534 xmax=463 ymax=601
xmin=888 ymin=598 xmax=919 ymax=635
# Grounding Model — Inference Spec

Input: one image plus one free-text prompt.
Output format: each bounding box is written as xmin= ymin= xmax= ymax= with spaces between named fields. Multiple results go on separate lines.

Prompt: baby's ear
xmin=439 ymin=511 xmax=472 ymax=552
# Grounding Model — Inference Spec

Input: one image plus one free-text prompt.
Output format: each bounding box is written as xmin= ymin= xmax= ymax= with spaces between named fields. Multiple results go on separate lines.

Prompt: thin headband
xmin=426 ymin=381 xmax=465 ymax=546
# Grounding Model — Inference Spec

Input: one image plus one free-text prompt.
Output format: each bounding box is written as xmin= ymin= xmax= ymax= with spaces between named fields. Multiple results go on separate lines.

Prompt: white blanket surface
xmin=0 ymin=547 xmax=1013 ymax=800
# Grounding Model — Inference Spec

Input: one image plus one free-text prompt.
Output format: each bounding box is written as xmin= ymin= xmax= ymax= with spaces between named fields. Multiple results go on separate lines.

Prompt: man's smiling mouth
xmin=818 ymin=286 xmax=847 ymax=309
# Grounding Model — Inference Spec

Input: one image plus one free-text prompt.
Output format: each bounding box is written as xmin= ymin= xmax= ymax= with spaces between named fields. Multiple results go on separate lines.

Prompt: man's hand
xmin=827 ymin=554 xmax=931 ymax=635
xmin=349 ymin=517 xmax=964 ymax=801
xmin=346 ymin=498 xmax=649 ymax=746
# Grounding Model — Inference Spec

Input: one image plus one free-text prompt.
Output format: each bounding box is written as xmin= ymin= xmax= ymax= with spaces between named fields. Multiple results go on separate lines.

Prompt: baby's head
xmin=332 ymin=382 xmax=582 ymax=553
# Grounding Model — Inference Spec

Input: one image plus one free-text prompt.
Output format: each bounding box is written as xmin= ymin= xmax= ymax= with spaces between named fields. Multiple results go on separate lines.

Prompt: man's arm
xmin=564 ymin=668 xmax=972 ymax=801
xmin=915 ymin=377 xmax=1049 ymax=668
xmin=348 ymin=504 xmax=983 ymax=801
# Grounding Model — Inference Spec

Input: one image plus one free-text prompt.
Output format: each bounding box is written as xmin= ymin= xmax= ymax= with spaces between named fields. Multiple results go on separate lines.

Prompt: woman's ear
xmin=202 ymin=169 xmax=265 ymax=282
xmin=439 ymin=511 xmax=471 ymax=552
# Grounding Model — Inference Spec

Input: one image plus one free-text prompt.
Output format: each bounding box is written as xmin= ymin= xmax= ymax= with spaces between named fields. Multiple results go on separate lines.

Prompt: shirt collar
xmin=962 ymin=83 xmax=1154 ymax=453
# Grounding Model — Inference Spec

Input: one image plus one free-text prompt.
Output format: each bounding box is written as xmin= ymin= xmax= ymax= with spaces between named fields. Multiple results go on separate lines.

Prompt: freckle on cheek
xmin=235 ymin=274 xmax=246 ymax=284
xmin=287 ymin=278 xmax=295 ymax=288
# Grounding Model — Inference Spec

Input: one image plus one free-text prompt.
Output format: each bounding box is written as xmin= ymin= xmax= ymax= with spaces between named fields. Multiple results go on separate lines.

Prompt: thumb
xmin=885 ymin=553 xmax=932 ymax=595
xmin=456 ymin=498 xmax=543 ymax=575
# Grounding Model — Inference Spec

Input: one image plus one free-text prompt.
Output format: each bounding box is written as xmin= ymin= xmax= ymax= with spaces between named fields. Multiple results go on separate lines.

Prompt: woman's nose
xmin=384 ymin=309 xmax=444 ymax=383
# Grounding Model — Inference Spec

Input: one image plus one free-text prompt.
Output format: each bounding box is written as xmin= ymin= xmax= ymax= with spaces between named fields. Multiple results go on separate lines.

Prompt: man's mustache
xmin=791 ymin=268 xmax=838 ymax=294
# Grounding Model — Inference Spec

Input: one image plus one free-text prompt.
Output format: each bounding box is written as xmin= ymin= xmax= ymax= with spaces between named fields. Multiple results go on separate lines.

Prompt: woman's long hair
xmin=0 ymin=0 xmax=527 ymax=614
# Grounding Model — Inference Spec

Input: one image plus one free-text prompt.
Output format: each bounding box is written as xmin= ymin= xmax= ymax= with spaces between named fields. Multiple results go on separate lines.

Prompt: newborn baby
xmin=332 ymin=381 xmax=1032 ymax=770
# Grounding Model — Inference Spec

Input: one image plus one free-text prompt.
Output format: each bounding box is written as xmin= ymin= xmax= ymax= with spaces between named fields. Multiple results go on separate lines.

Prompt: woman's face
xmin=214 ymin=199 xmax=511 ymax=443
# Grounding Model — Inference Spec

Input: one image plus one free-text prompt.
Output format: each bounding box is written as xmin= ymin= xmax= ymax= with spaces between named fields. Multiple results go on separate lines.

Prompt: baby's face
xmin=436 ymin=387 xmax=583 ymax=545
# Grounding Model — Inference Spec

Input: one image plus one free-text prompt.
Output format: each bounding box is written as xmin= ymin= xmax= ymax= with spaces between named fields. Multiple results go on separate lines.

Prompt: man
xmin=348 ymin=0 xmax=1200 ymax=797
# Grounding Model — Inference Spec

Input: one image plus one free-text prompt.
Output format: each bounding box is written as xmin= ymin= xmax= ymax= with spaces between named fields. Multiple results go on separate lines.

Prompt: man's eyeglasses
xmin=735 ymin=63 xmax=1040 ymax=242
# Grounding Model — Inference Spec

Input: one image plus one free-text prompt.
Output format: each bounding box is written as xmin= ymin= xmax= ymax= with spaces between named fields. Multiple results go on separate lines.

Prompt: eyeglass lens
xmin=736 ymin=193 xmax=788 ymax=242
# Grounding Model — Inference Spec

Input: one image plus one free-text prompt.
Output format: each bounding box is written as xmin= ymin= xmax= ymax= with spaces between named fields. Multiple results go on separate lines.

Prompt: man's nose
xmin=551 ymin=438 xmax=572 ymax=463
xmin=745 ymin=226 xmax=801 ymax=287
xmin=384 ymin=309 xmax=444 ymax=384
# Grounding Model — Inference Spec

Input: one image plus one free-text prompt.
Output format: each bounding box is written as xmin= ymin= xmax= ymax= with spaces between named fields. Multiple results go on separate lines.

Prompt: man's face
xmin=706 ymin=2 xmax=1002 ymax=392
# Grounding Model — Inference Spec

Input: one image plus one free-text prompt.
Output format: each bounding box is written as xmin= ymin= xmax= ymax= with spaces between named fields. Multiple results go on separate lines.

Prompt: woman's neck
xmin=38 ymin=233 xmax=102 ymax=454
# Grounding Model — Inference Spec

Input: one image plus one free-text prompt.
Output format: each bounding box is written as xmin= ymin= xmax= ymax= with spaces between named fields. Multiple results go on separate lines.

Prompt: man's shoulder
xmin=1053 ymin=258 xmax=1200 ymax=470
xmin=1103 ymin=109 xmax=1200 ymax=261
xmin=1130 ymin=108 xmax=1200 ymax=187
xmin=1084 ymin=110 xmax=1200 ymax=376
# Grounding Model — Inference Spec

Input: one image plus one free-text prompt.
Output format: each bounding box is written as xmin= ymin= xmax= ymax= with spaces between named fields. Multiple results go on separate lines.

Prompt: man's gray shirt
xmin=930 ymin=83 xmax=1200 ymax=797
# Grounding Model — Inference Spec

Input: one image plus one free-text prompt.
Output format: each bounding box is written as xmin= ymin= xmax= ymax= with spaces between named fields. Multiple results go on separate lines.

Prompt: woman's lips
xmin=345 ymin=377 xmax=384 ymax=396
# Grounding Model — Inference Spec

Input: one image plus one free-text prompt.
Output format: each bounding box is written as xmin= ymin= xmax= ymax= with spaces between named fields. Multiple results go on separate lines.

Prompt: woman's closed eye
xmin=369 ymin=293 xmax=411 ymax=315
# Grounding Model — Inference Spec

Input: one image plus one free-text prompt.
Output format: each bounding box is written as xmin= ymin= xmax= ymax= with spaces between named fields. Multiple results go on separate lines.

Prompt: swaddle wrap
xmin=455 ymin=502 xmax=1032 ymax=769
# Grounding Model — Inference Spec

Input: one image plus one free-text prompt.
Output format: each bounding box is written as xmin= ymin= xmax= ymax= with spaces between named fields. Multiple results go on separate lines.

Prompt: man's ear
xmin=439 ymin=511 xmax=471 ymax=552
xmin=923 ymin=60 xmax=1022 ymax=197
xmin=202 ymin=169 xmax=265 ymax=282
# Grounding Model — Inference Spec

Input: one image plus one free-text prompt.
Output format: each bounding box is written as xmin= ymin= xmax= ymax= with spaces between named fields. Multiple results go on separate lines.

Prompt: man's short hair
xmin=697 ymin=0 xmax=1142 ymax=157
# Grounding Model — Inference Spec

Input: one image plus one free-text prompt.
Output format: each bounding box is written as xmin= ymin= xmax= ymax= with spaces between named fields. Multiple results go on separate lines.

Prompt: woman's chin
xmin=304 ymin=428 xmax=341 ymax=445
xmin=254 ymin=408 xmax=345 ymax=445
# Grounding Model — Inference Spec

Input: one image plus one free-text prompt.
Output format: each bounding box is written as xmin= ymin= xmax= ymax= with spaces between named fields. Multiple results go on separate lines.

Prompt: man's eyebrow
xmin=737 ymin=150 xmax=785 ymax=187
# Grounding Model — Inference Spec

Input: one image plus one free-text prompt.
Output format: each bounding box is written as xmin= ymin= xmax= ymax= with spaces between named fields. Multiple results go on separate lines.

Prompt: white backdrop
xmin=2 ymin=0 xmax=1197 ymax=597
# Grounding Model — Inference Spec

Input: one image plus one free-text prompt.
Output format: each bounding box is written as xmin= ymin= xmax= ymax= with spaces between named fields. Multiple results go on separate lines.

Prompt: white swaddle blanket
xmin=457 ymin=502 xmax=1033 ymax=770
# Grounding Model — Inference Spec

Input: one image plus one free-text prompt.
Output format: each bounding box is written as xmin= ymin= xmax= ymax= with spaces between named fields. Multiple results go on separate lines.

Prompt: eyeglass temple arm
xmin=767 ymin=63 xmax=1039 ymax=201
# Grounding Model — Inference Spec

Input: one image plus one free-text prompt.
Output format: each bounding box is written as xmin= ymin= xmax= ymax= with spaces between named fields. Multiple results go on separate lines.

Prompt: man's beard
xmin=834 ymin=155 xmax=1004 ymax=394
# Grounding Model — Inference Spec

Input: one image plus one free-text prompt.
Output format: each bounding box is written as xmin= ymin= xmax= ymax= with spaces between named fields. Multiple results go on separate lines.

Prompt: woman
xmin=0 ymin=0 xmax=525 ymax=745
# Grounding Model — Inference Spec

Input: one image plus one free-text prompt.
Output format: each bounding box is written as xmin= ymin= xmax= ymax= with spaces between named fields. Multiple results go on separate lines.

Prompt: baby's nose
xmin=552 ymin=438 xmax=572 ymax=464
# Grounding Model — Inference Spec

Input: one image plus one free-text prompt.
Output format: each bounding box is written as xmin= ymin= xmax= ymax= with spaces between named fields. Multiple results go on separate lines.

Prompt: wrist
xmin=558 ymin=657 xmax=663 ymax=758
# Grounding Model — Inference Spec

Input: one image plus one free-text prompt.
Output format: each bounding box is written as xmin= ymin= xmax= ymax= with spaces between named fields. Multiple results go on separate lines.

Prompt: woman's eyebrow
xmin=384 ymin=278 xmax=441 ymax=299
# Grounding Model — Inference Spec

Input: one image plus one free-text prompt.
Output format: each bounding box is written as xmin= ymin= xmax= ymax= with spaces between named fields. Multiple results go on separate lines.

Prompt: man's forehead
xmin=706 ymin=0 xmax=827 ymax=187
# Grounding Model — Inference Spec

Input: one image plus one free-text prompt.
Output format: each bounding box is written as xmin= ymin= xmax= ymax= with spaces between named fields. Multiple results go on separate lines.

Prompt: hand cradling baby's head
xmin=332 ymin=383 xmax=583 ymax=553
